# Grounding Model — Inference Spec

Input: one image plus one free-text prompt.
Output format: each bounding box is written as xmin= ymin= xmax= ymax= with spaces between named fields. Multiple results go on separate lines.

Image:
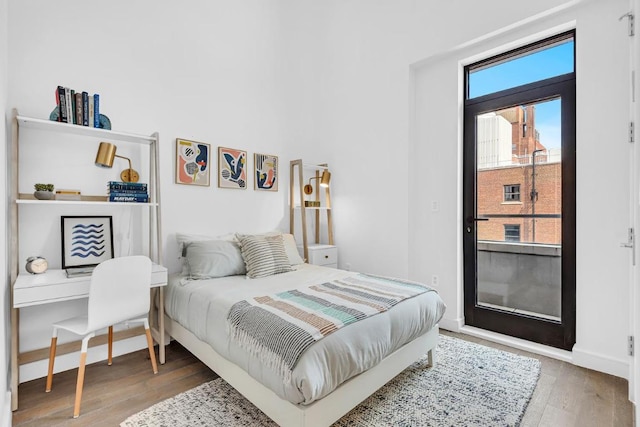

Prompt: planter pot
xmin=34 ymin=191 xmax=54 ymax=200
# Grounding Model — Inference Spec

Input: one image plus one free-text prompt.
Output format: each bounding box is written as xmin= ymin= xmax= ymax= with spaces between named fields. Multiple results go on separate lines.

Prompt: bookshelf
xmin=9 ymin=109 xmax=164 ymax=410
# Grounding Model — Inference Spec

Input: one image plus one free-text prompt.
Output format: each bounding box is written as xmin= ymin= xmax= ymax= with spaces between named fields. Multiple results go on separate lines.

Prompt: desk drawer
xmin=14 ymin=280 xmax=90 ymax=307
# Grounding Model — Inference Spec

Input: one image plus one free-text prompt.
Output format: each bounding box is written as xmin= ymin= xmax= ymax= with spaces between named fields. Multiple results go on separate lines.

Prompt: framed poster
xmin=61 ymin=216 xmax=114 ymax=269
xmin=254 ymin=153 xmax=278 ymax=191
xmin=218 ymin=146 xmax=247 ymax=189
xmin=176 ymin=138 xmax=211 ymax=186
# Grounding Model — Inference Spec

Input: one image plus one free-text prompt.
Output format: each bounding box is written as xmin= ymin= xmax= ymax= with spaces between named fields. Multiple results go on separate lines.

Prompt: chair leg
xmin=145 ymin=327 xmax=158 ymax=374
xmin=45 ymin=336 xmax=57 ymax=392
xmin=73 ymin=351 xmax=87 ymax=418
xmin=72 ymin=333 xmax=94 ymax=418
xmin=108 ymin=326 xmax=113 ymax=366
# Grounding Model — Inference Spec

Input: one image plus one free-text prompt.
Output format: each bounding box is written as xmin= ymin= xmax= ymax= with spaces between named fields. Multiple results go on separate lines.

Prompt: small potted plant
xmin=34 ymin=183 xmax=55 ymax=200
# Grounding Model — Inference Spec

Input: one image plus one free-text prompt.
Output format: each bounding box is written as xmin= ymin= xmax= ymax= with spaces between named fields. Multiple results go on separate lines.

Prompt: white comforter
xmin=165 ymin=264 xmax=446 ymax=405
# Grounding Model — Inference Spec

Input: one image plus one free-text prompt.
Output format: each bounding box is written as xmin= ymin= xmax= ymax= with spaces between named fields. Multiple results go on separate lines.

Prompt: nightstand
xmin=300 ymin=244 xmax=338 ymax=268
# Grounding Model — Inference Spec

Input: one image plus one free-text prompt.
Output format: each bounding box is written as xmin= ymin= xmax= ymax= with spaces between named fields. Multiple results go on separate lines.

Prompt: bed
xmin=163 ymin=232 xmax=446 ymax=427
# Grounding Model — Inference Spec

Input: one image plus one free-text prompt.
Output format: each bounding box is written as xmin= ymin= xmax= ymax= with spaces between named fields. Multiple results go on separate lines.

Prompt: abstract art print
xmin=176 ymin=138 xmax=211 ymax=186
xmin=254 ymin=153 xmax=278 ymax=191
xmin=61 ymin=216 xmax=114 ymax=269
xmin=218 ymin=146 xmax=247 ymax=189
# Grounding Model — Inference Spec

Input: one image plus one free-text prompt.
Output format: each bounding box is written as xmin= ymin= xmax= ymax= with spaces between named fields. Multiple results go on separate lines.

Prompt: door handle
xmin=466 ymin=217 xmax=489 ymax=233
xmin=620 ymin=228 xmax=635 ymax=266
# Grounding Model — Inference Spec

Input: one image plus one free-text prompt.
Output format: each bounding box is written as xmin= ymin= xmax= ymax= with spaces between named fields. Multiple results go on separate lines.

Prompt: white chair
xmin=45 ymin=255 xmax=158 ymax=418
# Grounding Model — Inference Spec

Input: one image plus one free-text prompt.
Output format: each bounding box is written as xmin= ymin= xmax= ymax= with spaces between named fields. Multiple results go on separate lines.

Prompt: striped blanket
xmin=227 ymin=273 xmax=432 ymax=382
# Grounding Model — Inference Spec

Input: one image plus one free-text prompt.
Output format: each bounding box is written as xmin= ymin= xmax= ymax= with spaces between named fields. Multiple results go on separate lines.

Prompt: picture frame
xmin=218 ymin=146 xmax=248 ymax=189
xmin=254 ymin=153 xmax=278 ymax=191
xmin=176 ymin=138 xmax=211 ymax=186
xmin=61 ymin=216 xmax=114 ymax=269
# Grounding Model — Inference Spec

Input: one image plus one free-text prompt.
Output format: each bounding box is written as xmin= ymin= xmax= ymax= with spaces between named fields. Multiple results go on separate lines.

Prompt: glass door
xmin=463 ymin=33 xmax=576 ymax=350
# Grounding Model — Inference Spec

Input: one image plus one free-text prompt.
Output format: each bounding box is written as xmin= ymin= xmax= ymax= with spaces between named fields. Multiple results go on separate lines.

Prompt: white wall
xmin=0 ymin=0 xmax=9 ymax=422
xmin=6 ymin=0 xmax=312 ymax=382
xmin=304 ymin=0 xmax=633 ymax=378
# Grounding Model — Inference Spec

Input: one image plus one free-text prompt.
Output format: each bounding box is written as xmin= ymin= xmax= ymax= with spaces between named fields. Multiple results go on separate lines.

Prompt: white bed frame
xmin=165 ymin=315 xmax=438 ymax=427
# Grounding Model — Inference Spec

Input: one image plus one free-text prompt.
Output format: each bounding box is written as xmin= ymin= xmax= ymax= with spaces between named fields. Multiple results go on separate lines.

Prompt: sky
xmin=469 ymin=40 xmax=574 ymax=149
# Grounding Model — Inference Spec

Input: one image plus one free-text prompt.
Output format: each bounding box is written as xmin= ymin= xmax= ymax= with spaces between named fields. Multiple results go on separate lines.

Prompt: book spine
xmin=70 ymin=89 xmax=76 ymax=124
xmin=107 ymin=181 xmax=148 ymax=191
xmin=65 ymin=88 xmax=73 ymax=124
xmin=82 ymin=92 xmax=89 ymax=126
xmin=93 ymin=94 xmax=100 ymax=128
xmin=57 ymin=86 xmax=67 ymax=123
xmin=75 ymin=93 xmax=83 ymax=125
xmin=108 ymin=186 xmax=148 ymax=193
xmin=88 ymin=95 xmax=94 ymax=127
xmin=109 ymin=194 xmax=149 ymax=203
xmin=107 ymin=188 xmax=148 ymax=195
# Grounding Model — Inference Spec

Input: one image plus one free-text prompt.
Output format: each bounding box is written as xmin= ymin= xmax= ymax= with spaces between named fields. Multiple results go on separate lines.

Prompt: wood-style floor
xmin=12 ymin=331 xmax=633 ymax=427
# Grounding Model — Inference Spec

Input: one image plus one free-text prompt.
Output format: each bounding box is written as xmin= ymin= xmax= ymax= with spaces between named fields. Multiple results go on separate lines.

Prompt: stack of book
xmin=55 ymin=86 xmax=100 ymax=127
xmin=108 ymin=181 xmax=149 ymax=203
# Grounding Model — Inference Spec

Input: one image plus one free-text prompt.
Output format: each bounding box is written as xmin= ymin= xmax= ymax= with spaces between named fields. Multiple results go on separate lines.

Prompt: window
xmin=504 ymin=184 xmax=521 ymax=202
xmin=467 ymin=33 xmax=574 ymax=99
xmin=504 ymin=225 xmax=521 ymax=242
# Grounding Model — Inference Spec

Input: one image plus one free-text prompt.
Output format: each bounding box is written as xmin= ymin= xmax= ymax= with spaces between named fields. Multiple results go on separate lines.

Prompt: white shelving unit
xmin=289 ymin=159 xmax=335 ymax=263
xmin=8 ymin=109 xmax=164 ymax=410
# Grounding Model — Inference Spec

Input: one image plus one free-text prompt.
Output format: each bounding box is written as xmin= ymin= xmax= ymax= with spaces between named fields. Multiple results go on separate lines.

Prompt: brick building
xmin=476 ymin=106 xmax=562 ymax=244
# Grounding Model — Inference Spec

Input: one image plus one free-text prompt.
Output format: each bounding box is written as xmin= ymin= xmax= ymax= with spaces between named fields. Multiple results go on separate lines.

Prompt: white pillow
xmin=184 ymin=240 xmax=246 ymax=279
xmin=233 ymin=230 xmax=304 ymax=266
xmin=236 ymin=233 xmax=293 ymax=279
xmin=282 ymin=233 xmax=304 ymax=265
xmin=176 ymin=232 xmax=237 ymax=257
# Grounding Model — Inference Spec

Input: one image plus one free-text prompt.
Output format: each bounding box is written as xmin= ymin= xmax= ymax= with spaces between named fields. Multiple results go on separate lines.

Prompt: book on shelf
xmin=82 ymin=91 xmax=89 ymax=126
xmin=55 ymin=189 xmax=81 ymax=201
xmin=70 ymin=89 xmax=76 ymax=124
xmin=56 ymin=86 xmax=67 ymax=123
xmin=53 ymin=85 xmax=101 ymax=128
xmin=88 ymin=95 xmax=94 ymax=128
xmin=107 ymin=181 xmax=148 ymax=192
xmin=74 ymin=92 xmax=82 ymax=125
xmin=109 ymin=193 xmax=149 ymax=203
xmin=65 ymin=87 xmax=72 ymax=126
xmin=93 ymin=94 xmax=100 ymax=128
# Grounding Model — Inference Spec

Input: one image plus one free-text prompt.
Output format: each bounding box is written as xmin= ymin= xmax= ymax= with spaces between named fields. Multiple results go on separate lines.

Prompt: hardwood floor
xmin=12 ymin=332 xmax=633 ymax=427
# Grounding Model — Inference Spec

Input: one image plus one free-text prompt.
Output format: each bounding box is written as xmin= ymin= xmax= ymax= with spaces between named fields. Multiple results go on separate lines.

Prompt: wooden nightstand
xmin=301 ymin=244 xmax=338 ymax=268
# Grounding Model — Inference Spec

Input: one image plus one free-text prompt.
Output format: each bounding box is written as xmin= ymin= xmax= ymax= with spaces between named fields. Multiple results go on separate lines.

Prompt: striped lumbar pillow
xmin=237 ymin=234 xmax=293 ymax=278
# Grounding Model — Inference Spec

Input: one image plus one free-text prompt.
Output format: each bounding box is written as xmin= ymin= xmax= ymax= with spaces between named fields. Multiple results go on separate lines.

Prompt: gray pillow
xmin=184 ymin=240 xmax=246 ymax=279
xmin=237 ymin=234 xmax=293 ymax=279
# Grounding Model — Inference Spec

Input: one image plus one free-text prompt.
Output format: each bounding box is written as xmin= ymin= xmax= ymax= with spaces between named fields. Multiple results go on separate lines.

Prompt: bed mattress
xmin=165 ymin=264 xmax=446 ymax=405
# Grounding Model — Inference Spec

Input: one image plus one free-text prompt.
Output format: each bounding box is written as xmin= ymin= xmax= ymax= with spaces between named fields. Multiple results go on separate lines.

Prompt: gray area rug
xmin=121 ymin=335 xmax=540 ymax=426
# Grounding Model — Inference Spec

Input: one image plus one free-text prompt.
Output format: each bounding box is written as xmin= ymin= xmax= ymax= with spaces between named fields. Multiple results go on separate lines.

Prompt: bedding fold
xmin=227 ymin=274 xmax=434 ymax=382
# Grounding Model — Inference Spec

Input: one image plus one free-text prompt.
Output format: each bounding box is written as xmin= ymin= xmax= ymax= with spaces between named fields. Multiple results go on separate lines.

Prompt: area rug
xmin=121 ymin=335 xmax=541 ymax=427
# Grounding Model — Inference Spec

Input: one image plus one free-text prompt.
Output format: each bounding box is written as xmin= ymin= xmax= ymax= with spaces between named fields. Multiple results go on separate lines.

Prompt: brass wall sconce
xmin=303 ymin=170 xmax=331 ymax=195
xmin=95 ymin=142 xmax=140 ymax=182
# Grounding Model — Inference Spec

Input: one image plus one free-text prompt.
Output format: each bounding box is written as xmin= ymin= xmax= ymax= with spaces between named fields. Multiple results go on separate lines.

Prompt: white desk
xmin=11 ymin=264 xmax=168 ymax=410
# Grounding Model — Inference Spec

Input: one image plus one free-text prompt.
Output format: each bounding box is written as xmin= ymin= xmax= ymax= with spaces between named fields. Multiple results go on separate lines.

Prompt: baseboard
xmin=19 ymin=335 xmax=147 ymax=383
xmin=572 ymin=344 xmax=628 ymax=379
xmin=1 ymin=391 xmax=11 ymax=427
xmin=438 ymin=316 xmax=464 ymax=332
